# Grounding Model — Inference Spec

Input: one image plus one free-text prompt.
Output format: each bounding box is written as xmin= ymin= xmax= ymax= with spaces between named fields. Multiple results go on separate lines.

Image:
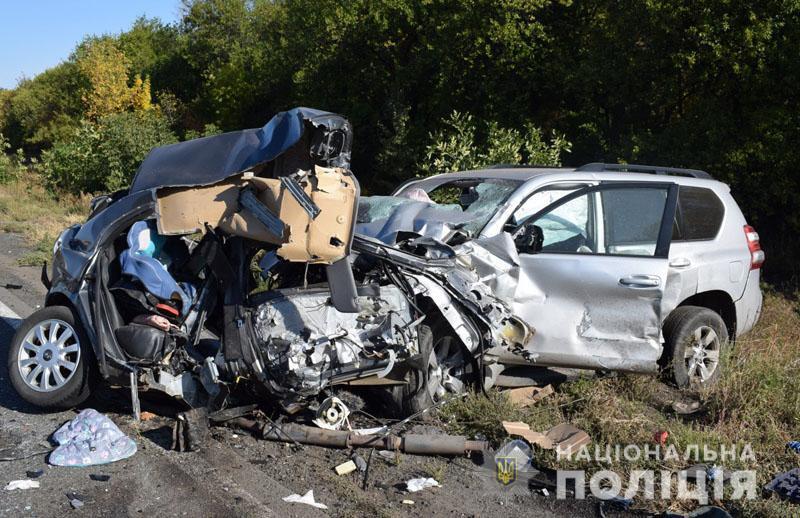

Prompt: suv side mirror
xmin=514 ymin=223 xmax=544 ymax=254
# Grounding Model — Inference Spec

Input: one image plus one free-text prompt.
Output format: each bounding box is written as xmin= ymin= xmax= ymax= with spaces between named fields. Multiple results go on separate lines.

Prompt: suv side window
xmin=525 ymin=185 xmax=670 ymax=257
xmin=600 ymin=188 xmax=667 ymax=256
xmin=674 ymin=186 xmax=724 ymax=241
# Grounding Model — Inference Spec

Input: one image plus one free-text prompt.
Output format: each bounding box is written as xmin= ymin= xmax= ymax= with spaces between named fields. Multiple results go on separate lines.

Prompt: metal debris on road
xmin=312 ymin=396 xmax=351 ymax=431
xmin=672 ymin=400 xmax=702 ymax=415
xmin=351 ymin=453 xmax=367 ymax=472
xmin=25 ymin=469 xmax=44 ymax=479
xmin=764 ymin=468 xmax=800 ymax=503
xmin=68 ymin=496 xmax=84 ymax=509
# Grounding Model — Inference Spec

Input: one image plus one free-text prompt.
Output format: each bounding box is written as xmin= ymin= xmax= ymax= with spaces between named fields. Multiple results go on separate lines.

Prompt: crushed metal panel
xmin=506 ymin=253 xmax=665 ymax=372
xmin=154 ymin=166 xmax=357 ymax=265
xmin=273 ymin=166 xmax=358 ymax=264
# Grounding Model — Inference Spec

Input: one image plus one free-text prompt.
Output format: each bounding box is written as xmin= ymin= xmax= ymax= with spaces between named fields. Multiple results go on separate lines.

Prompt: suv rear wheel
xmin=662 ymin=306 xmax=728 ymax=388
xmin=7 ymin=305 xmax=96 ymax=409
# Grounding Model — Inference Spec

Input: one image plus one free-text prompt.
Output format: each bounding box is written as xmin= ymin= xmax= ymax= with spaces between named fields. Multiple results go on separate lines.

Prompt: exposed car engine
xmin=253 ymin=284 xmax=417 ymax=394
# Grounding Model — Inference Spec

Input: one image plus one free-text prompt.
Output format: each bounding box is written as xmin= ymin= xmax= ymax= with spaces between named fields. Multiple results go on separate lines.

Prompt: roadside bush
xmin=0 ymin=133 xmax=13 ymax=183
xmin=41 ymin=111 xmax=177 ymax=194
xmin=420 ymin=111 xmax=571 ymax=177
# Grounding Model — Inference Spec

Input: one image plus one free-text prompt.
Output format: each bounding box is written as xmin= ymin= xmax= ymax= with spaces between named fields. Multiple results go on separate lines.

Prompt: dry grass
xmin=0 ymin=173 xmax=89 ymax=264
xmin=440 ymin=291 xmax=800 ymax=516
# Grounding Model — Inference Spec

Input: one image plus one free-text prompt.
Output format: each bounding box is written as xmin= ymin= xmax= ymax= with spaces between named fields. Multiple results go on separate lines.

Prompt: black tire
xmin=661 ymin=306 xmax=728 ymax=388
xmin=399 ymin=322 xmax=474 ymax=416
xmin=7 ymin=305 xmax=96 ymax=409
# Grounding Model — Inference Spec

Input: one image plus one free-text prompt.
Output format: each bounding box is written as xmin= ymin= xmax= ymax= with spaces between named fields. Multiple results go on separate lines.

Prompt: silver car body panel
xmin=394 ymin=168 xmax=762 ymax=372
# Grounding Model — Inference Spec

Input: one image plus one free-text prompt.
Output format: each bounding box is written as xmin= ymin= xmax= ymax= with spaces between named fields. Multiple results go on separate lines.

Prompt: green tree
xmin=41 ymin=111 xmax=177 ymax=193
xmin=422 ymin=111 xmax=571 ymax=176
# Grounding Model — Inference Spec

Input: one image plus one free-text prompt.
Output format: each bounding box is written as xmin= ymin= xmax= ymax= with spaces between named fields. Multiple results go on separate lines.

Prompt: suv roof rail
xmin=485 ymin=163 xmax=564 ymax=169
xmin=577 ymin=162 xmax=713 ymax=179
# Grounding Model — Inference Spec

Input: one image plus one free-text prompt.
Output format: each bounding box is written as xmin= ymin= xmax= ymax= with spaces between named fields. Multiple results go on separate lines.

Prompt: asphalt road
xmin=0 ymin=231 xmax=598 ymax=518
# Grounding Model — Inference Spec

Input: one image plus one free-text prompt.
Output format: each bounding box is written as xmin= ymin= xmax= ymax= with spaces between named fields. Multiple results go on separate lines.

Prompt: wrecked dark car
xmin=7 ymin=107 xmax=531 ymax=421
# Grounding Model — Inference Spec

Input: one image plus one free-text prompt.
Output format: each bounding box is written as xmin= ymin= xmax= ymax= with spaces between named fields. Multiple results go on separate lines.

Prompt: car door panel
xmin=506 ymin=182 xmax=678 ymax=372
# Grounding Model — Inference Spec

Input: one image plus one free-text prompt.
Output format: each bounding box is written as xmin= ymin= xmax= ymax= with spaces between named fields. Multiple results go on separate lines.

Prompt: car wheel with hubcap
xmin=7 ymin=305 xmax=96 ymax=409
xmin=662 ymin=306 xmax=728 ymax=388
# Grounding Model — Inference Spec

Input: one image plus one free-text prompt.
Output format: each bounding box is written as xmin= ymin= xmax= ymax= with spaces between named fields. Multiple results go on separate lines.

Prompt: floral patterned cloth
xmin=49 ymin=409 xmax=137 ymax=467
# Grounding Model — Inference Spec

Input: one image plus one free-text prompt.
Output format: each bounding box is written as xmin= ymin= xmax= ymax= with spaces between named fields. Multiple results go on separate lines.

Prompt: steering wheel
xmin=537 ymin=214 xmax=586 ymax=237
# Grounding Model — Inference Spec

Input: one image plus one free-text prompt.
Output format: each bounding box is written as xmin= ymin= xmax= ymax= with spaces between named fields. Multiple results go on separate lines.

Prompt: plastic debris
xmin=4 ymin=480 xmax=39 ymax=490
xmin=787 ymin=441 xmax=800 ymax=453
xmin=653 ymin=430 xmax=669 ymax=446
xmin=764 ymin=468 xmax=800 ymax=503
xmin=351 ymin=453 xmax=367 ymax=472
xmin=49 ymin=409 xmax=137 ymax=467
xmin=597 ymin=496 xmax=632 ymax=517
xmin=90 ymin=474 xmax=110 ymax=482
xmin=312 ymin=397 xmax=350 ymax=431
xmin=406 ymin=477 xmax=441 ymax=492
xmin=377 ymin=450 xmax=396 ymax=462
xmin=282 ymin=489 xmax=328 ymax=509
xmin=682 ymin=463 xmax=709 ymax=481
xmin=25 ymin=469 xmax=44 ymax=479
xmin=402 ymin=499 xmax=415 ymax=505
xmin=67 ymin=492 xmax=84 ymax=509
xmin=506 ymin=385 xmax=554 ymax=407
xmin=672 ymin=400 xmax=702 ymax=415
xmin=707 ymin=465 xmax=724 ymax=481
xmin=334 ymin=460 xmax=357 ymax=475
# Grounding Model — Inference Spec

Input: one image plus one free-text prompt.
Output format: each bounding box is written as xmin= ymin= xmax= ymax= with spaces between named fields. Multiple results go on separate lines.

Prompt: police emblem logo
xmin=496 ymin=457 xmax=517 ymax=485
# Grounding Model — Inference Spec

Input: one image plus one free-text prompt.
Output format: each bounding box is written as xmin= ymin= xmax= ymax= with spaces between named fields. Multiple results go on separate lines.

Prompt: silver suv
xmin=394 ymin=163 xmax=764 ymax=387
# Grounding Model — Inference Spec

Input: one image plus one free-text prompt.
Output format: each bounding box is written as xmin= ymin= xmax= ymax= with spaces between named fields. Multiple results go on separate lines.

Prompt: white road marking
xmin=0 ymin=298 xmax=22 ymax=329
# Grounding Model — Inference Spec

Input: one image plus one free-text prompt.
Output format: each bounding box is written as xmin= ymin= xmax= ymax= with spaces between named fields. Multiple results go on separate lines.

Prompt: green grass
xmin=438 ymin=290 xmax=800 ymax=516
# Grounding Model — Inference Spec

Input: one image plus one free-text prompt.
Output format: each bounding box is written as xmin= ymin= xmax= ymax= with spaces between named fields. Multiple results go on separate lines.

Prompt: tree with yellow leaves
xmin=130 ymin=74 xmax=152 ymax=112
xmin=77 ymin=39 xmax=152 ymax=119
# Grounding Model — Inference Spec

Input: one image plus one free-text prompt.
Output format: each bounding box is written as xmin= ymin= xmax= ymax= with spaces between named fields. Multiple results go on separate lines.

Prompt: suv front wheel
xmin=662 ymin=306 xmax=728 ymax=388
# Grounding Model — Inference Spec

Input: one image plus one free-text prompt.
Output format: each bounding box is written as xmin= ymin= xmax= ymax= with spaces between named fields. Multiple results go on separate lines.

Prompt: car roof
xmin=397 ymin=165 xmax=726 ymax=193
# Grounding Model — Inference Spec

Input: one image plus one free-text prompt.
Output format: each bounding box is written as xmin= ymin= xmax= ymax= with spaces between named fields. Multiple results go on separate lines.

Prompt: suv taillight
xmin=744 ymin=225 xmax=764 ymax=270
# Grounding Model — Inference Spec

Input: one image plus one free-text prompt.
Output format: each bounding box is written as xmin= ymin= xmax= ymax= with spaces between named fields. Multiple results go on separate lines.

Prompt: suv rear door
xmin=507 ymin=182 xmax=679 ymax=372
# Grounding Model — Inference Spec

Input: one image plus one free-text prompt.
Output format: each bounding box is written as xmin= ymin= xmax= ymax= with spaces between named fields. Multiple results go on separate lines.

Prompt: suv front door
xmin=507 ymin=182 xmax=679 ymax=372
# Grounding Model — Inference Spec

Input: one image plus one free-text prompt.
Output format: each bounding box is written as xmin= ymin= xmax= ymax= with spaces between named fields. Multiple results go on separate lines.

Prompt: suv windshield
xmin=358 ymin=178 xmax=521 ymax=242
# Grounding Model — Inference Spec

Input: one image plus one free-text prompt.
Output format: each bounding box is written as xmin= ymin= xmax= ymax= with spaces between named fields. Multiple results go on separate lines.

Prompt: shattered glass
xmin=356 ymin=180 xmax=519 ymax=244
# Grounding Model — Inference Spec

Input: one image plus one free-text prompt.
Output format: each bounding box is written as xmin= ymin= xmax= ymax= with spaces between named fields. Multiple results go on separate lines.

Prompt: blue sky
xmin=0 ymin=1 xmax=182 ymax=89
